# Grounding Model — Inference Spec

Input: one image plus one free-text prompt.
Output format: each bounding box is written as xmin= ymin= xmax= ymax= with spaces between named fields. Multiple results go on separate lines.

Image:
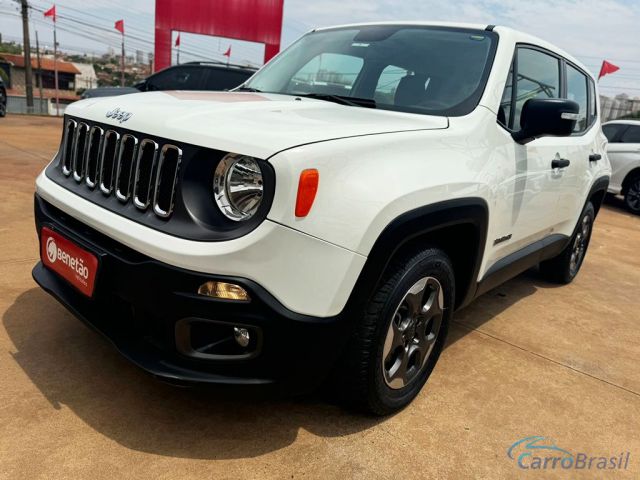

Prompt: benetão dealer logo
xmin=46 ymin=236 xmax=57 ymax=263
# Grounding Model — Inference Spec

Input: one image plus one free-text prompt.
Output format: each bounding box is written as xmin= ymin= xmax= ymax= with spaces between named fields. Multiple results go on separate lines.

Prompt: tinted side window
xmin=204 ymin=70 xmax=252 ymax=90
xmin=621 ymin=126 xmax=640 ymax=143
xmin=512 ymin=48 xmax=560 ymax=129
xmin=566 ymin=64 xmax=588 ymax=133
xmin=147 ymin=67 xmax=206 ymax=91
xmin=602 ymin=124 xmax=625 ymax=142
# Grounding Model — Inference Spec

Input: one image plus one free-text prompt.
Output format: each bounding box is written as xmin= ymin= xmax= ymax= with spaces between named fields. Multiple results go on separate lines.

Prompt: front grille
xmin=58 ymin=119 xmax=182 ymax=219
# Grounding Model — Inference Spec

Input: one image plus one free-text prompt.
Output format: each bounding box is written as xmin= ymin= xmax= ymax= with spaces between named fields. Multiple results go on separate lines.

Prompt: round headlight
xmin=213 ymin=154 xmax=264 ymax=221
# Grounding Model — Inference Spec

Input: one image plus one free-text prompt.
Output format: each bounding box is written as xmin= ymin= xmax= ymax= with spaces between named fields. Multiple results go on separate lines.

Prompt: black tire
xmin=338 ymin=248 xmax=455 ymax=415
xmin=0 ymin=91 xmax=6 ymax=118
xmin=623 ymin=173 xmax=640 ymax=215
xmin=540 ymin=202 xmax=595 ymax=284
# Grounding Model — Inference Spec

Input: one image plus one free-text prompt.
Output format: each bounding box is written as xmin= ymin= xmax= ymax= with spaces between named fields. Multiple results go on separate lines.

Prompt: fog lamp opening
xmin=197 ymin=281 xmax=250 ymax=301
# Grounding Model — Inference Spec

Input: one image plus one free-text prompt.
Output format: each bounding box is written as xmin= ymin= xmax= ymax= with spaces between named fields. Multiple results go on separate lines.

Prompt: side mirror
xmin=512 ymin=98 xmax=579 ymax=144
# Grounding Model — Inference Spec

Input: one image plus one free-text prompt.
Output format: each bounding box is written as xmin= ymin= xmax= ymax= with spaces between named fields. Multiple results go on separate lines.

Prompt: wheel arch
xmin=588 ymin=175 xmax=610 ymax=216
xmin=344 ymin=198 xmax=489 ymax=315
xmin=622 ymin=168 xmax=640 ymax=194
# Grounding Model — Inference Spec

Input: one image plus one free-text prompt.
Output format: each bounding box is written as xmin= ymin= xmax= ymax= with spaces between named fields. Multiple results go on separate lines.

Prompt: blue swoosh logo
xmin=507 ymin=436 xmax=573 ymax=461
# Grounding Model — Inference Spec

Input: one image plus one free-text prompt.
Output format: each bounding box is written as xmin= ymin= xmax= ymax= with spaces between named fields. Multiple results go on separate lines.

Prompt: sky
xmin=0 ymin=0 xmax=639 ymax=97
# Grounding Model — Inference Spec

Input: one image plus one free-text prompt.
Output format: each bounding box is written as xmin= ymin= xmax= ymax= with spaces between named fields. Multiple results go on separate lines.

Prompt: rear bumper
xmin=33 ymin=195 xmax=351 ymax=394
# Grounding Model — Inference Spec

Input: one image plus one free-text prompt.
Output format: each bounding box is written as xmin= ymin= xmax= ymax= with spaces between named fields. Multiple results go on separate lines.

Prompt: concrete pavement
xmin=1 ymin=115 xmax=638 ymax=479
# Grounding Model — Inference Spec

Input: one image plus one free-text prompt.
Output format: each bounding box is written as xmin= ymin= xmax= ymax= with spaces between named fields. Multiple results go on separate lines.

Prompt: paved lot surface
xmin=1 ymin=115 xmax=639 ymax=479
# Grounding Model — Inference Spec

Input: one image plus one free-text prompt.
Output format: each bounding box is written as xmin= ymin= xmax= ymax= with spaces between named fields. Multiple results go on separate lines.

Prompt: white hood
xmin=67 ymin=91 xmax=448 ymax=159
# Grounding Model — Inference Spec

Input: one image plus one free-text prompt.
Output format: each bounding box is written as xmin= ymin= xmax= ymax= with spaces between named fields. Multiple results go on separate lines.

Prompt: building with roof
xmin=72 ymin=62 xmax=98 ymax=91
xmin=0 ymin=53 xmax=81 ymax=114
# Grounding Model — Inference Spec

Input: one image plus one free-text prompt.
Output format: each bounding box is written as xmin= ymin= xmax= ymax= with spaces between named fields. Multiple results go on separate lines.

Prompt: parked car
xmin=0 ymin=76 xmax=6 ymax=117
xmin=81 ymin=63 xmax=257 ymax=99
xmin=33 ymin=23 xmax=610 ymax=415
xmin=602 ymin=120 xmax=640 ymax=214
xmin=134 ymin=62 xmax=257 ymax=92
xmin=81 ymin=87 xmax=139 ymax=99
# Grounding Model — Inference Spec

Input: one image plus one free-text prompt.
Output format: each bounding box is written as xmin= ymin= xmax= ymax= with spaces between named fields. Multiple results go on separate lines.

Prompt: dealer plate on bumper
xmin=40 ymin=227 xmax=98 ymax=297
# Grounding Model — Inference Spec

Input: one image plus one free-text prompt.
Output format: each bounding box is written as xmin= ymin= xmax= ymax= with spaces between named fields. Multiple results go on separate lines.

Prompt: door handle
xmin=589 ymin=153 xmax=602 ymax=162
xmin=552 ymin=158 xmax=571 ymax=169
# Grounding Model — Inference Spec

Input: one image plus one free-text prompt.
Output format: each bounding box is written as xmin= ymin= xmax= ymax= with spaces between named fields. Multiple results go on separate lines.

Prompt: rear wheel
xmin=339 ymin=248 xmax=454 ymax=415
xmin=623 ymin=174 xmax=640 ymax=215
xmin=540 ymin=202 xmax=595 ymax=284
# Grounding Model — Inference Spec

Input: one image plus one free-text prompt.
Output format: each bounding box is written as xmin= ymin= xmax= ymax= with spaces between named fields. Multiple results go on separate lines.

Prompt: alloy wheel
xmin=382 ymin=276 xmax=444 ymax=389
xmin=569 ymin=213 xmax=592 ymax=275
xmin=626 ymin=179 xmax=640 ymax=212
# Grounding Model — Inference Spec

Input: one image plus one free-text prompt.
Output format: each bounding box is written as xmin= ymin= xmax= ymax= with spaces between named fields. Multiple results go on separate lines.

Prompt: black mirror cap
xmin=512 ymin=98 xmax=579 ymax=144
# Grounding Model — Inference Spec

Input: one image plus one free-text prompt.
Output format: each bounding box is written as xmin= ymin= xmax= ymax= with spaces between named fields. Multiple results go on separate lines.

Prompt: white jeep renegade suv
xmin=33 ymin=23 xmax=611 ymax=414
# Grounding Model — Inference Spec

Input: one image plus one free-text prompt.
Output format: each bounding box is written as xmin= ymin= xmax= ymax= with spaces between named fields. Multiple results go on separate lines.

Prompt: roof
xmin=6 ymin=86 xmax=80 ymax=101
xmin=0 ymin=53 xmax=81 ymax=75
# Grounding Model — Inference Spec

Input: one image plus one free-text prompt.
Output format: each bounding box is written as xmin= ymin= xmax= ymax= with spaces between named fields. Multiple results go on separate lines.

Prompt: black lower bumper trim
xmin=33 ymin=194 xmax=351 ymax=394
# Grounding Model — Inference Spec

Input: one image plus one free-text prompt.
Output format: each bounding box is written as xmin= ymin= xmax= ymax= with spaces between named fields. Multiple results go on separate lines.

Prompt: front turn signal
xmin=295 ymin=169 xmax=319 ymax=217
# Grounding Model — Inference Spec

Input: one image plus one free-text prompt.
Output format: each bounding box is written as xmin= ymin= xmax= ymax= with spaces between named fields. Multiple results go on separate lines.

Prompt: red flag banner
xmin=598 ymin=60 xmax=619 ymax=80
xmin=114 ymin=19 xmax=125 ymax=34
xmin=175 ymin=33 xmax=180 ymax=47
xmin=43 ymin=5 xmax=56 ymax=22
xmin=223 ymin=46 xmax=231 ymax=58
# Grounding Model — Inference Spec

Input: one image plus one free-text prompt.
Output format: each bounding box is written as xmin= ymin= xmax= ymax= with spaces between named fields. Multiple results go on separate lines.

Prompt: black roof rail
xmin=485 ymin=25 xmax=496 ymax=31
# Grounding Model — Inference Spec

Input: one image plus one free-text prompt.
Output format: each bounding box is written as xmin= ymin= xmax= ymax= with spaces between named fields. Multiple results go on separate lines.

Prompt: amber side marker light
xmin=198 ymin=281 xmax=250 ymax=301
xmin=295 ymin=169 xmax=319 ymax=217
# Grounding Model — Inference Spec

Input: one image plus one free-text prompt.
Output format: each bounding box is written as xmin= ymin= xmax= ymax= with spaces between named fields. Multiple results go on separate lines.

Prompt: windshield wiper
xmin=297 ymin=93 xmax=376 ymax=109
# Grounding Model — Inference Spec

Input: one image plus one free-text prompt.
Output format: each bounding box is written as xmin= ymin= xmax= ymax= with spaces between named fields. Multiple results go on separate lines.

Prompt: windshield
xmin=244 ymin=25 xmax=497 ymax=116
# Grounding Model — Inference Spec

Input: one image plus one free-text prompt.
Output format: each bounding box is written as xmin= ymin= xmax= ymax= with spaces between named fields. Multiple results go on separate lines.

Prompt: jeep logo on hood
xmin=106 ymin=107 xmax=132 ymax=123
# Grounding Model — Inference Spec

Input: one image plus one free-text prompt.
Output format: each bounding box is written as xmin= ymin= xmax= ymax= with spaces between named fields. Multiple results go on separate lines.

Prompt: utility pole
xmin=53 ymin=18 xmax=59 ymax=115
xmin=120 ymin=34 xmax=125 ymax=87
xmin=35 ymin=30 xmax=44 ymax=113
xmin=20 ymin=0 xmax=34 ymax=113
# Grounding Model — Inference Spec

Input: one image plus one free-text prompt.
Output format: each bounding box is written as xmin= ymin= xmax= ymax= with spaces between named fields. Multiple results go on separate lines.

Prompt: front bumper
xmin=33 ymin=195 xmax=351 ymax=394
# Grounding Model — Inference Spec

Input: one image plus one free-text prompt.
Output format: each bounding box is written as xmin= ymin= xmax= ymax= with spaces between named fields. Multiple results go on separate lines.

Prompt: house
xmin=72 ymin=62 xmax=98 ymax=91
xmin=0 ymin=53 xmax=81 ymax=114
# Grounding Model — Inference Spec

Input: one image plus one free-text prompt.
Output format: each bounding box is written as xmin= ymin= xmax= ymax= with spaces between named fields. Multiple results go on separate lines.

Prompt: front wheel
xmin=340 ymin=248 xmax=455 ymax=415
xmin=623 ymin=174 xmax=640 ymax=215
xmin=540 ymin=202 xmax=595 ymax=284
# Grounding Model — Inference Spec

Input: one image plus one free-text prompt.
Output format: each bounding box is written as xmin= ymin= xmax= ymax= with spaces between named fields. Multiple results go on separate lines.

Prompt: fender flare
xmin=343 ymin=197 xmax=489 ymax=315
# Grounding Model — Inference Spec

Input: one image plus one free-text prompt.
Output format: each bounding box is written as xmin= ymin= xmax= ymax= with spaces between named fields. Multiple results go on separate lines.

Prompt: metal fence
xmin=6 ymin=95 xmax=59 ymax=115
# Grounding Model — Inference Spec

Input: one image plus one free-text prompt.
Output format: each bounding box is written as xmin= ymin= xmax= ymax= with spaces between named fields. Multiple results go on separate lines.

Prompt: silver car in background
xmin=603 ymin=120 xmax=640 ymax=214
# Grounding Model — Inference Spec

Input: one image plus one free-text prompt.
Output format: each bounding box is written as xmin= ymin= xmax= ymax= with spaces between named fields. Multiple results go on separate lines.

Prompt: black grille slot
xmin=153 ymin=145 xmax=182 ymax=218
xmin=133 ymin=139 xmax=158 ymax=210
xmin=115 ymin=134 xmax=138 ymax=202
xmin=85 ymin=126 xmax=103 ymax=189
xmin=61 ymin=119 xmax=77 ymax=176
xmin=56 ymin=118 xmax=185 ymax=220
xmin=72 ymin=122 xmax=90 ymax=182
xmin=99 ymin=130 xmax=120 ymax=195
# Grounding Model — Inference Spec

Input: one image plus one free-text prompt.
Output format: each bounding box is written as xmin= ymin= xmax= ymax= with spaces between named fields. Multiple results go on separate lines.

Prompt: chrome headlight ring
xmin=213 ymin=153 xmax=264 ymax=221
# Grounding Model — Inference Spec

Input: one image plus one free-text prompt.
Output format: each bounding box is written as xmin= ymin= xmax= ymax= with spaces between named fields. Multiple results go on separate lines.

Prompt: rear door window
xmin=620 ymin=126 xmax=640 ymax=143
xmin=602 ymin=124 xmax=626 ymax=143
